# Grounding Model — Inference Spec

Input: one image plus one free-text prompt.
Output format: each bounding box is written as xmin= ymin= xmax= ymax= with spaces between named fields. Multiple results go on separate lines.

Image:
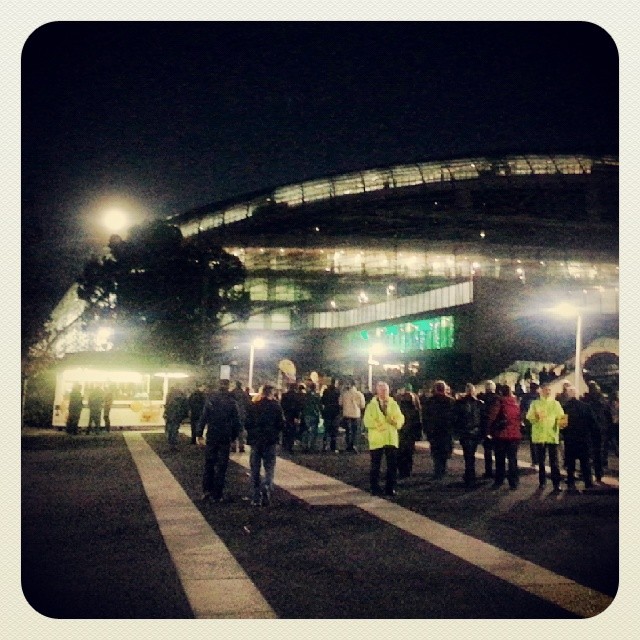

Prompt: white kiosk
xmin=51 ymin=353 xmax=195 ymax=430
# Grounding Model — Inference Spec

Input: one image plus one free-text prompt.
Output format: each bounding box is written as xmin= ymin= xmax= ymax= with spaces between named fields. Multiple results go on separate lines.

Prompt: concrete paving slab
xmin=124 ymin=432 xmax=276 ymax=619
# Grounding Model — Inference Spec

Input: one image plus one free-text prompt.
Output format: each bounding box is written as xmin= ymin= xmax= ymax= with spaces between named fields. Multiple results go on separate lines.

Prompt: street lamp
xmin=551 ymin=302 xmax=583 ymax=393
xmin=102 ymin=207 xmax=130 ymax=234
xmin=248 ymin=337 xmax=266 ymax=392
xmin=368 ymin=342 xmax=386 ymax=392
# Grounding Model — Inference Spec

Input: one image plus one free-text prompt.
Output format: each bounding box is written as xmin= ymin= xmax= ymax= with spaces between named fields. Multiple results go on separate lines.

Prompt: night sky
xmin=21 ymin=21 xmax=618 ymax=348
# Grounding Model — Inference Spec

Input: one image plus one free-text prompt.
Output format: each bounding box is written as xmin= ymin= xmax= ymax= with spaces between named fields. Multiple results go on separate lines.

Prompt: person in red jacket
xmin=488 ymin=384 xmax=522 ymax=489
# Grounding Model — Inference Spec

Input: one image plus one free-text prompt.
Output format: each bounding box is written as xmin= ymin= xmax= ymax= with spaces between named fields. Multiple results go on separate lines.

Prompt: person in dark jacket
xmin=66 ymin=384 xmax=83 ymax=435
xmin=87 ymin=386 xmax=104 ymax=434
xmin=245 ymin=384 xmax=285 ymax=506
xmin=321 ymin=378 xmax=341 ymax=453
xmin=164 ymin=385 xmax=188 ymax=446
xmin=188 ymin=384 xmax=207 ymax=445
xmin=478 ymin=380 xmax=499 ymax=478
xmin=102 ymin=386 xmax=114 ymax=432
xmin=582 ymin=381 xmax=612 ymax=480
xmin=280 ymin=382 xmax=302 ymax=453
xmin=395 ymin=384 xmax=423 ymax=480
xmin=562 ymin=385 xmax=597 ymax=490
xmin=421 ymin=380 xmax=455 ymax=479
xmin=519 ymin=381 xmax=540 ymax=467
xmin=230 ymin=381 xmax=252 ymax=453
xmin=452 ymin=383 xmax=484 ymax=488
xmin=488 ymin=385 xmax=522 ymax=489
xmin=196 ymin=379 xmax=241 ymax=503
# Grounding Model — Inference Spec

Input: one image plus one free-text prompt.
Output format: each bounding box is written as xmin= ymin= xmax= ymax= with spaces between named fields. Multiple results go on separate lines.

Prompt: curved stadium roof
xmin=169 ymin=153 xmax=618 ymax=241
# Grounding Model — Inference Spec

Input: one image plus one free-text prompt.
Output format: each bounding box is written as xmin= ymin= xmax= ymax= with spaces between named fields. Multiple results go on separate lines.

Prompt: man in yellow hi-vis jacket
xmin=526 ymin=382 xmax=566 ymax=492
xmin=363 ymin=381 xmax=405 ymax=496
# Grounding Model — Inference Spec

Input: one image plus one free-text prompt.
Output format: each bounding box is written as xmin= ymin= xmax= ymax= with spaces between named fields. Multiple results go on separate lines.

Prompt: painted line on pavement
xmin=124 ymin=432 xmax=276 ymax=619
xmin=231 ymin=447 xmax=614 ymax=618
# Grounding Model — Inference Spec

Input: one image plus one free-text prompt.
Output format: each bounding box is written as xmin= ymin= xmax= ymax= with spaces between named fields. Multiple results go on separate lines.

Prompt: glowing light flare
xmin=252 ymin=337 xmax=266 ymax=349
xmin=153 ymin=372 xmax=190 ymax=379
xmin=550 ymin=302 xmax=580 ymax=318
xmin=102 ymin=208 xmax=130 ymax=233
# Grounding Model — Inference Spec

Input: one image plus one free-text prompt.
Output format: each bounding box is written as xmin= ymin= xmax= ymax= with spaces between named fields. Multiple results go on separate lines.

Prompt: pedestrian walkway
xmin=124 ymin=432 xmax=276 ymax=618
xmin=125 ymin=430 xmax=613 ymax=618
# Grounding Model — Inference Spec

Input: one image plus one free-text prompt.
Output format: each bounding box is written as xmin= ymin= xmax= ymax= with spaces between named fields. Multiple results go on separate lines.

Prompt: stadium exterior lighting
xmin=368 ymin=342 xmax=386 ymax=392
xmin=550 ymin=302 xmax=583 ymax=392
xmin=248 ymin=337 xmax=266 ymax=392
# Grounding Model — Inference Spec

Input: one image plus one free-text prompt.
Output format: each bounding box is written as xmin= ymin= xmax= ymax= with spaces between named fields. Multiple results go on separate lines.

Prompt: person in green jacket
xmin=363 ymin=381 xmax=405 ymax=496
xmin=526 ymin=382 xmax=566 ymax=491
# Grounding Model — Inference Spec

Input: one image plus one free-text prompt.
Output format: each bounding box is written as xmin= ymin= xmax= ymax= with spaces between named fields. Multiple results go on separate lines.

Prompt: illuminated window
xmin=349 ymin=315 xmax=454 ymax=354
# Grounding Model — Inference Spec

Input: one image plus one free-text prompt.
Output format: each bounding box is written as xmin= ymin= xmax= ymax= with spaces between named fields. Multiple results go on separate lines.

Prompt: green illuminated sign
xmin=350 ymin=315 xmax=454 ymax=353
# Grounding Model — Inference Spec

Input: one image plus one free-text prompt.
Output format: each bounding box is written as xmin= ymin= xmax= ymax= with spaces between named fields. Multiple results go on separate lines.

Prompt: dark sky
xmin=21 ymin=21 xmax=618 ymax=347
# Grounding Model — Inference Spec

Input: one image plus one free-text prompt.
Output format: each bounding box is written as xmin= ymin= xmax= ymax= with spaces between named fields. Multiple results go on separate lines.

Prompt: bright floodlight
xmin=102 ymin=208 xmax=129 ymax=233
xmin=370 ymin=342 xmax=386 ymax=356
xmin=252 ymin=337 xmax=266 ymax=349
xmin=551 ymin=302 xmax=579 ymax=317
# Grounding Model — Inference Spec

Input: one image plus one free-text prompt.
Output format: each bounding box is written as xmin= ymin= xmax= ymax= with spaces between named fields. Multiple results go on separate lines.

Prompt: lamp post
xmin=368 ymin=342 xmax=386 ymax=392
xmin=248 ymin=337 xmax=266 ymax=392
xmin=551 ymin=303 xmax=583 ymax=393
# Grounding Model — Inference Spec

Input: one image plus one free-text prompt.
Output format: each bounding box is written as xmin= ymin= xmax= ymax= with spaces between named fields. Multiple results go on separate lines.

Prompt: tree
xmin=76 ymin=220 xmax=250 ymax=364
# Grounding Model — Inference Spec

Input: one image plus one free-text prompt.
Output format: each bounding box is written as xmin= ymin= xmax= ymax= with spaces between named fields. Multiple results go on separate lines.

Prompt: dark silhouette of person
xmin=103 ymin=386 xmax=113 ymax=432
xmin=66 ymin=384 xmax=83 ymax=435
xmin=188 ymin=384 xmax=207 ymax=445
xmin=196 ymin=379 xmax=241 ymax=503
xmin=87 ymin=386 xmax=104 ymax=434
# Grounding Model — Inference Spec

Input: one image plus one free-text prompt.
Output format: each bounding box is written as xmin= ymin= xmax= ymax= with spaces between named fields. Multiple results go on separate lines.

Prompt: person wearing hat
xmin=196 ymin=379 xmax=241 ymax=503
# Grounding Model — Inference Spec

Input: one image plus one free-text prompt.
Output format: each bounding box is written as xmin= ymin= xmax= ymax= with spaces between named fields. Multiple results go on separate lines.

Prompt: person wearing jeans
xmin=339 ymin=379 xmax=366 ymax=452
xmin=526 ymin=382 xmax=566 ymax=492
xmin=245 ymin=384 xmax=285 ymax=506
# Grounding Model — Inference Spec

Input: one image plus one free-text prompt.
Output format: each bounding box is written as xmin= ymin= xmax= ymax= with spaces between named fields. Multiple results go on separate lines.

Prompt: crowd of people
xmin=64 ymin=384 xmax=114 ymax=435
xmin=184 ymin=374 xmax=619 ymax=505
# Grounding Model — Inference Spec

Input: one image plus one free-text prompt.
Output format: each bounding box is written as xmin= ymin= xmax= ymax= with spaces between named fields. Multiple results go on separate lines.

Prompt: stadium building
xmin=170 ymin=153 xmax=618 ymax=386
xmin=43 ymin=153 xmax=619 ymax=427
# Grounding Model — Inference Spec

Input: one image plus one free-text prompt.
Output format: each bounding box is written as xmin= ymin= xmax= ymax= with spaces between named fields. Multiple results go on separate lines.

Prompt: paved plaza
xmin=21 ymin=428 xmax=620 ymax=621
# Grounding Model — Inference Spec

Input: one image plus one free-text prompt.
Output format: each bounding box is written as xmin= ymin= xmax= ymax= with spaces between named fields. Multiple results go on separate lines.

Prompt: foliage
xmin=76 ymin=221 xmax=250 ymax=364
